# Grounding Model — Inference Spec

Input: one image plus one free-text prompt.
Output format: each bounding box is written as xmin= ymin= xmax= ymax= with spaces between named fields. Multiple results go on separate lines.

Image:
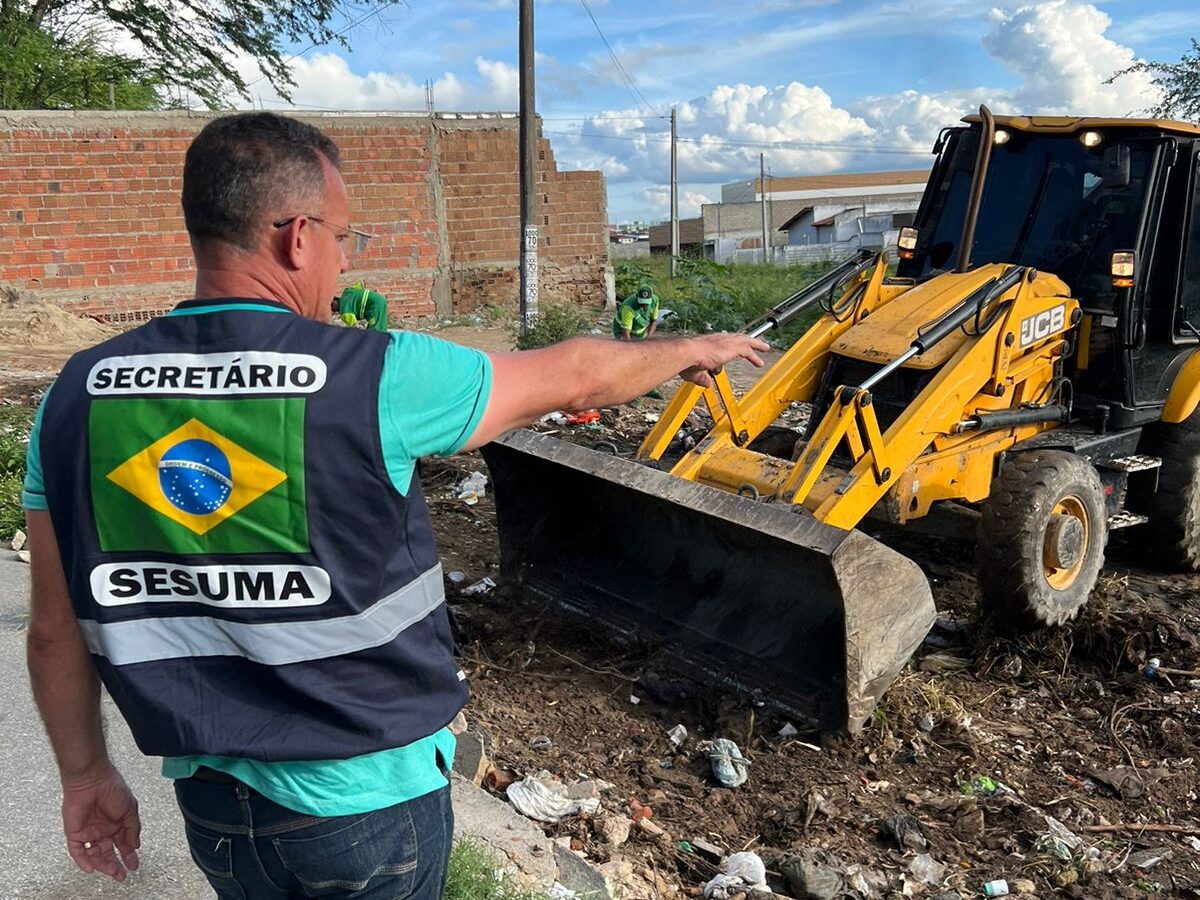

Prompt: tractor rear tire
xmin=977 ymin=449 xmax=1106 ymax=628
xmin=1144 ymin=414 xmax=1200 ymax=570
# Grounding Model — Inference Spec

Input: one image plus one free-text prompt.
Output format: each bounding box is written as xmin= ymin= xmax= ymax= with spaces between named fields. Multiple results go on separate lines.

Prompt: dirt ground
xmin=7 ymin=321 xmax=1200 ymax=898
xmin=434 ymin=432 xmax=1200 ymax=900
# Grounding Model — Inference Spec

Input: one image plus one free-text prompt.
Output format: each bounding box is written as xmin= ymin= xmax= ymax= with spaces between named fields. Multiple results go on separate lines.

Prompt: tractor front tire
xmin=978 ymin=450 xmax=1106 ymax=628
xmin=1144 ymin=414 xmax=1200 ymax=570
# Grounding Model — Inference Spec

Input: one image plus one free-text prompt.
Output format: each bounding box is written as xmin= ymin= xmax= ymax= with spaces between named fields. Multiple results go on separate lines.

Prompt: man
xmin=613 ymin=284 xmax=660 ymax=340
xmin=24 ymin=112 xmax=767 ymax=899
xmin=333 ymin=280 xmax=389 ymax=332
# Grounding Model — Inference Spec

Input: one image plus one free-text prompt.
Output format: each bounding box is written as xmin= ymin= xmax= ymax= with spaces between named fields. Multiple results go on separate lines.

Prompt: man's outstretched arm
xmin=461 ymin=332 xmax=768 ymax=451
xmin=26 ymin=510 xmax=141 ymax=882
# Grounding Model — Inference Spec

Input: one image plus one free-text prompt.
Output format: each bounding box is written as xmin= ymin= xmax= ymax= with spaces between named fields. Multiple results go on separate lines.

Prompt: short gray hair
xmin=182 ymin=113 xmax=341 ymax=252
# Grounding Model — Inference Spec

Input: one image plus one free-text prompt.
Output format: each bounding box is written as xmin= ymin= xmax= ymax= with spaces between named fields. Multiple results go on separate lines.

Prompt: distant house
xmin=778 ymin=207 xmax=917 ymax=248
xmin=701 ymin=199 xmax=813 ymax=263
xmin=609 ymin=225 xmax=650 ymax=259
xmin=648 ymin=218 xmax=704 ymax=256
xmin=710 ymin=169 xmax=929 ymax=264
xmin=722 ymin=169 xmax=930 ymax=204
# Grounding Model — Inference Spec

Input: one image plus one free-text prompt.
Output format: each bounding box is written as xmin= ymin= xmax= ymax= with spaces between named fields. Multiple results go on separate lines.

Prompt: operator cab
xmin=897 ymin=116 xmax=1200 ymax=431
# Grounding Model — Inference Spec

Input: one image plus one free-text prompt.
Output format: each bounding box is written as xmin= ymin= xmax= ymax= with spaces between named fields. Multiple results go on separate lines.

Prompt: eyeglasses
xmin=273 ymin=215 xmax=375 ymax=257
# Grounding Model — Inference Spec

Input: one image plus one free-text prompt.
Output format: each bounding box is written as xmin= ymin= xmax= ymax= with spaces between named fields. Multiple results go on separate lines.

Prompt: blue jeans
xmin=173 ymin=775 xmax=453 ymax=899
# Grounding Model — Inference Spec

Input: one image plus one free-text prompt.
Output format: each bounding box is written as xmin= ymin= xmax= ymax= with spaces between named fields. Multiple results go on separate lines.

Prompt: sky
xmin=230 ymin=0 xmax=1200 ymax=224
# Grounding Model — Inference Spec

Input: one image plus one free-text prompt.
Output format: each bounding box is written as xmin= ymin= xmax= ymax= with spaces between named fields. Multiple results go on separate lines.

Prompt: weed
xmin=614 ymin=260 xmax=656 ymax=300
xmin=482 ymin=303 xmax=511 ymax=323
xmin=0 ymin=473 xmax=24 ymax=540
xmin=444 ymin=839 xmax=556 ymax=900
xmin=918 ymin=678 xmax=968 ymax=721
xmin=868 ymin=666 xmax=922 ymax=740
xmin=510 ymin=303 xmax=595 ymax=350
xmin=0 ymin=406 xmax=35 ymax=540
xmin=613 ymin=256 xmax=836 ymax=347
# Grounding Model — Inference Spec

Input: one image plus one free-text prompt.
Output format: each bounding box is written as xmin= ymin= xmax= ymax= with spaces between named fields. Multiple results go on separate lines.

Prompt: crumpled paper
xmin=506 ymin=771 xmax=601 ymax=823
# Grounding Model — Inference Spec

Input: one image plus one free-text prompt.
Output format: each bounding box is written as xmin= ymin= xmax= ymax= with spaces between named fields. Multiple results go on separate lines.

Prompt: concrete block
xmin=451 ymin=773 xmax=556 ymax=888
xmin=552 ymin=842 xmax=611 ymax=899
xmin=452 ymin=730 xmax=489 ymax=785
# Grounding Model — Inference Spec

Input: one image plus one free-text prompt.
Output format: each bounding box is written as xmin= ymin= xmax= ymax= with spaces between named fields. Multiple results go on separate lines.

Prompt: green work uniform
xmin=612 ymin=291 xmax=660 ymax=339
xmin=338 ymin=283 xmax=389 ymax=332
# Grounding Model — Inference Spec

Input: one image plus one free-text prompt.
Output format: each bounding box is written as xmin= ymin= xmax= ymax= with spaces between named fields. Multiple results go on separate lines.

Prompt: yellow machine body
xmin=638 ymin=261 xmax=1077 ymax=532
xmin=483 ymin=112 xmax=1200 ymax=734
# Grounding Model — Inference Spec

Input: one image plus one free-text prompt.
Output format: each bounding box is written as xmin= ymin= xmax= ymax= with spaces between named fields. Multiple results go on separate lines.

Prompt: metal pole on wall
xmin=760 ymin=153 xmax=768 ymax=265
xmin=670 ymin=107 xmax=679 ymax=277
xmin=518 ymin=0 xmax=538 ymax=333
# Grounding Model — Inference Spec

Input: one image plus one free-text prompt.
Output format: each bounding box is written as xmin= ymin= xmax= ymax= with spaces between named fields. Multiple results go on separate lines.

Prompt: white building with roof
xmin=709 ymin=169 xmax=930 ymax=264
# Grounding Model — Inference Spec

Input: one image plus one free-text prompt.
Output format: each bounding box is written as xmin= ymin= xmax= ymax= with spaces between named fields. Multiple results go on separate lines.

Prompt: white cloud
xmin=853 ymin=87 xmax=995 ymax=150
xmin=233 ymin=53 xmax=518 ymax=111
xmin=850 ymin=1 xmax=1162 ymax=155
xmin=634 ymin=187 xmax=716 ymax=220
xmin=564 ymin=81 xmax=879 ymax=187
xmin=472 ymin=57 xmax=519 ymax=107
xmin=983 ymin=1 xmax=1158 ymax=115
xmin=681 ymin=190 xmax=715 ymax=218
xmin=582 ymin=1 xmax=1170 ymax=221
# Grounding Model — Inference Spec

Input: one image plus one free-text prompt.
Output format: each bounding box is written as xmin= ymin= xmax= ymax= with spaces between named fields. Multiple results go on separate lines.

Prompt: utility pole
xmin=108 ymin=82 xmax=116 ymax=110
xmin=518 ymin=0 xmax=538 ymax=333
xmin=760 ymin=153 xmax=769 ymax=265
xmin=670 ymin=107 xmax=679 ymax=277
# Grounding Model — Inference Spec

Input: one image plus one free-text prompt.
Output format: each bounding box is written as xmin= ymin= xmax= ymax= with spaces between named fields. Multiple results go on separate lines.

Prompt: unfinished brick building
xmin=0 ymin=111 xmax=611 ymax=322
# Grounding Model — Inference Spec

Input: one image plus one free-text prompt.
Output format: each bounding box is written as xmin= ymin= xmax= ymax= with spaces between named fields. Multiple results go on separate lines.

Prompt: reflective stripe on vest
xmin=79 ymin=564 xmax=445 ymax=666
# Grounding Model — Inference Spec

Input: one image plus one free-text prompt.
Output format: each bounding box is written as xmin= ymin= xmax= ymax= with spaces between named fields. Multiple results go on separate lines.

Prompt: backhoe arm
xmin=638 ymin=252 xmax=899 ymax=478
xmin=791 ymin=268 xmax=1078 ymax=529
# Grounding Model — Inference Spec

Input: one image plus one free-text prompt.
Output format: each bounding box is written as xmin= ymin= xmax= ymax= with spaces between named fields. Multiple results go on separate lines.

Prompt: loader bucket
xmin=481 ymin=430 xmax=936 ymax=733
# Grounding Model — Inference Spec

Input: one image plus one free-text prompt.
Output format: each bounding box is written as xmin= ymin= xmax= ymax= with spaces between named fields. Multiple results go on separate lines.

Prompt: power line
xmin=244 ymin=0 xmax=407 ymax=90
xmin=577 ymin=0 xmax=662 ymax=119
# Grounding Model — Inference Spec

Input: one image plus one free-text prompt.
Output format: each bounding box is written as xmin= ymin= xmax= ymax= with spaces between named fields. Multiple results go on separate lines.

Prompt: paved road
xmin=0 ymin=554 xmax=210 ymax=899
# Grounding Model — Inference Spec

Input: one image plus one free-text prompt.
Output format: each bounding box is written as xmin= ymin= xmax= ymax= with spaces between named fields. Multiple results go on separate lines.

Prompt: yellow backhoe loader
xmin=483 ymin=108 xmax=1200 ymax=731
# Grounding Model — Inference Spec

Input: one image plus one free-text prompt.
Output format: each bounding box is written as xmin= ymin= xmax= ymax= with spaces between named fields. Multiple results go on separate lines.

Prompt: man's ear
xmin=278 ymin=218 xmax=308 ymax=270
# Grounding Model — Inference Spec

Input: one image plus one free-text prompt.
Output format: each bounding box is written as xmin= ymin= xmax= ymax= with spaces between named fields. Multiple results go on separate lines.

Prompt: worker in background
xmin=613 ymin=285 xmax=660 ymax=341
xmin=333 ymin=281 xmax=389 ymax=331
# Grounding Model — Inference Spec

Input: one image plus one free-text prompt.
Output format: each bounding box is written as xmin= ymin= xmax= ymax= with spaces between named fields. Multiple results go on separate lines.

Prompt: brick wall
xmin=440 ymin=125 xmax=609 ymax=312
xmin=0 ymin=111 xmax=610 ymax=322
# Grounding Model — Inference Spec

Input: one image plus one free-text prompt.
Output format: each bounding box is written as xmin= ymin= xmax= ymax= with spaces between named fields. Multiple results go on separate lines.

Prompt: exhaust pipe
xmin=956 ymin=104 xmax=996 ymax=273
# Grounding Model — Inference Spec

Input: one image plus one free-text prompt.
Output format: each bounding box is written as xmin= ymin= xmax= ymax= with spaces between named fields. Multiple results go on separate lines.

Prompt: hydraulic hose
xmin=860 ymin=266 xmax=1026 ymax=392
xmin=747 ymin=248 xmax=875 ymax=338
xmin=913 ymin=265 xmax=1026 ymax=353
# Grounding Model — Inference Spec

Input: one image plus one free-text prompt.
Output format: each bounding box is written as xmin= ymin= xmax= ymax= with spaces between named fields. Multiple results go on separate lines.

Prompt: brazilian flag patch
xmin=90 ymin=398 xmax=308 ymax=554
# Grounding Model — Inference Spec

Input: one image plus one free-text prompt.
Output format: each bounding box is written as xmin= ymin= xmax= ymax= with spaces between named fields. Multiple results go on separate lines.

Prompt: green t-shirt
xmin=24 ymin=300 xmax=493 ymax=816
xmin=613 ymin=292 xmax=659 ymax=338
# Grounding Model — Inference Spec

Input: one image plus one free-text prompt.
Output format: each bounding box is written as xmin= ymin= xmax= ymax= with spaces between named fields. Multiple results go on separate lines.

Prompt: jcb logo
xmin=1019 ymin=304 xmax=1067 ymax=347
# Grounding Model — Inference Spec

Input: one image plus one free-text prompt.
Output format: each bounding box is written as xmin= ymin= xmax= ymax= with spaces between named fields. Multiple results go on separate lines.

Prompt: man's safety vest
xmin=38 ymin=298 xmax=467 ymax=761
